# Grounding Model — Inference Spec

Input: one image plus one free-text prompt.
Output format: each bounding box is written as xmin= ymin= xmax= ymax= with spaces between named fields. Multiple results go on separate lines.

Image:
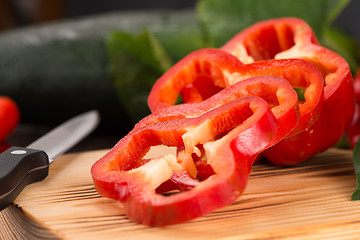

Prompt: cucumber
xmin=0 ymin=10 xmax=200 ymax=134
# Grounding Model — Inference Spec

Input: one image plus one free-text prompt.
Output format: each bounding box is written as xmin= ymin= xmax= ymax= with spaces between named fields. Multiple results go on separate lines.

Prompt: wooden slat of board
xmin=2 ymin=147 xmax=360 ymax=239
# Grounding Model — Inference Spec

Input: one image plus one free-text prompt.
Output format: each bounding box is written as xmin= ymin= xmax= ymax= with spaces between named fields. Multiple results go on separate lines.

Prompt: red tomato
xmin=0 ymin=96 xmax=20 ymax=141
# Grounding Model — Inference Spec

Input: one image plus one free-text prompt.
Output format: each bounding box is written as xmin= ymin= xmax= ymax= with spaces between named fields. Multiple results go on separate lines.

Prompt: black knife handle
xmin=0 ymin=147 xmax=49 ymax=211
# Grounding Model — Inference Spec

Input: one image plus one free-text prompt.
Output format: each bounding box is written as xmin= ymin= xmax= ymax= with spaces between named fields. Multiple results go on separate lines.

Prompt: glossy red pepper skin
xmin=221 ymin=17 xmax=354 ymax=165
xmin=139 ymin=75 xmax=300 ymax=190
xmin=148 ymin=48 xmax=244 ymax=113
xmin=92 ymin=96 xmax=279 ymax=226
xmin=0 ymin=96 xmax=20 ymax=141
xmin=221 ymin=18 xmax=319 ymax=63
xmin=148 ymin=49 xmax=323 ymax=134
xmin=142 ymin=75 xmax=299 ymax=146
xmin=233 ymin=59 xmax=323 ymax=137
xmin=147 ymin=48 xmax=324 ymax=166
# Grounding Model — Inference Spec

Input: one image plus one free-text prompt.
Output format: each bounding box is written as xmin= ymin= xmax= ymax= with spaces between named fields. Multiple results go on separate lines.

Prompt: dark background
xmin=0 ymin=0 xmax=359 ymax=42
xmin=0 ymin=0 xmax=196 ymax=32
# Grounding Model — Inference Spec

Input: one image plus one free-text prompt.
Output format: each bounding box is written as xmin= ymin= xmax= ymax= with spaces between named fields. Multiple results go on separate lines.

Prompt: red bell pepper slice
xmin=221 ymin=17 xmax=354 ymax=165
xmin=142 ymin=75 xmax=299 ymax=145
xmin=91 ymin=96 xmax=279 ymax=226
xmin=233 ymin=59 xmax=323 ymax=136
xmin=221 ymin=18 xmax=319 ymax=63
xmin=148 ymin=48 xmax=323 ymax=142
xmin=139 ymin=75 xmax=300 ymax=190
xmin=148 ymin=48 xmax=244 ymax=113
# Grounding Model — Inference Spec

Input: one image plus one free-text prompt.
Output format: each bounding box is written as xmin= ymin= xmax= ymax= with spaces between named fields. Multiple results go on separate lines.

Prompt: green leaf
xmin=108 ymin=29 xmax=172 ymax=73
xmin=106 ymin=30 xmax=173 ymax=122
xmin=322 ymin=27 xmax=360 ymax=73
xmin=150 ymin=10 xmax=208 ymax=62
xmin=196 ymin=0 xmax=350 ymax=47
xmin=351 ymin=138 xmax=360 ymax=200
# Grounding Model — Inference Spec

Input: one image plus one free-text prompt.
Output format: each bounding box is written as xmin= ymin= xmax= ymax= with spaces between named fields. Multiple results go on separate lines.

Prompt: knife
xmin=0 ymin=110 xmax=100 ymax=211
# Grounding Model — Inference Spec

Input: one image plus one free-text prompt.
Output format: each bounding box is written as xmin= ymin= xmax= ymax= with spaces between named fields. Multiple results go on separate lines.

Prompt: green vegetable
xmin=0 ymin=10 xmax=199 ymax=130
xmin=351 ymin=138 xmax=360 ymax=200
xmin=0 ymin=17 xmax=124 ymax=129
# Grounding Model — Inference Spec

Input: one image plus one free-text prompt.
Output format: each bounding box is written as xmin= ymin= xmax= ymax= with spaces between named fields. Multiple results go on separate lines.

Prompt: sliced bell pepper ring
xmin=148 ymin=47 xmax=323 ymax=140
xmin=221 ymin=17 xmax=354 ymax=165
xmin=221 ymin=17 xmax=319 ymax=64
xmin=91 ymin=96 xmax=279 ymax=226
xmin=141 ymin=75 xmax=299 ymax=145
xmin=232 ymin=59 xmax=323 ymax=137
xmin=139 ymin=75 xmax=300 ymax=189
xmin=147 ymin=48 xmax=244 ymax=113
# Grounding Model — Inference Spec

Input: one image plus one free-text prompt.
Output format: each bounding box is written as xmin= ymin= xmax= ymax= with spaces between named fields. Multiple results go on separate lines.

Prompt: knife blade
xmin=0 ymin=110 xmax=100 ymax=211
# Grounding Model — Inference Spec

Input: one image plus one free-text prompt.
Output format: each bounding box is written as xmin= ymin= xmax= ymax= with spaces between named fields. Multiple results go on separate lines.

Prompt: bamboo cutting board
xmin=2 ymin=146 xmax=360 ymax=239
